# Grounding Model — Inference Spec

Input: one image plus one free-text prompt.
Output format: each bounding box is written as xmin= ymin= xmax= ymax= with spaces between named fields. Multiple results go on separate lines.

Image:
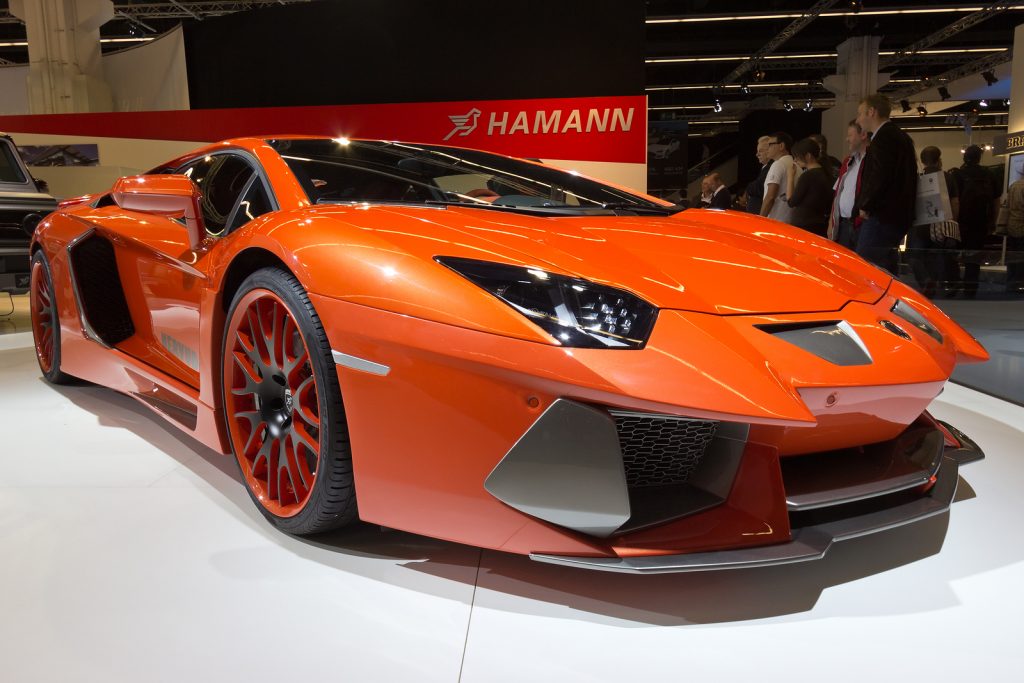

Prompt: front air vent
xmin=68 ymin=232 xmax=135 ymax=346
xmin=610 ymin=412 xmax=718 ymax=488
xmin=608 ymin=411 xmax=748 ymax=534
xmin=756 ymin=320 xmax=872 ymax=366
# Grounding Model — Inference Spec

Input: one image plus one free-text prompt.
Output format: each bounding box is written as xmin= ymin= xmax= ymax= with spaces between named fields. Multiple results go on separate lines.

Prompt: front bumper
xmin=312 ymin=292 xmax=983 ymax=561
xmin=532 ymin=446 xmax=969 ymax=573
xmin=1 ymin=197 xmax=54 ymax=294
xmin=0 ymin=246 xmax=30 ymax=294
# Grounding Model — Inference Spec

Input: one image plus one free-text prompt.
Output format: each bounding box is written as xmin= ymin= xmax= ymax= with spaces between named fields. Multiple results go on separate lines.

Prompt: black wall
xmin=184 ymin=0 xmax=645 ymax=109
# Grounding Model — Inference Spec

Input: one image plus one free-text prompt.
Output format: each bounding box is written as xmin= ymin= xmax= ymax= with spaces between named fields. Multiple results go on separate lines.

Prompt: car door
xmin=119 ymin=152 xmax=264 ymax=387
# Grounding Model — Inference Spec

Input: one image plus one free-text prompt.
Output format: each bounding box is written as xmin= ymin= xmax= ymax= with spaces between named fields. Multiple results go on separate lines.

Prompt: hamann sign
xmin=445 ymin=106 xmax=636 ymax=141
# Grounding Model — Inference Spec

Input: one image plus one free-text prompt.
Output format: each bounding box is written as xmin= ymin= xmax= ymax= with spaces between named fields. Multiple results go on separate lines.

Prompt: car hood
xmin=312 ymin=205 xmax=891 ymax=315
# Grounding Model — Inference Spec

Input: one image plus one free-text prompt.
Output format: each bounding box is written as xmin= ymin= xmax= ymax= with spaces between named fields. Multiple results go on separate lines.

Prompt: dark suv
xmin=1 ymin=133 xmax=58 ymax=294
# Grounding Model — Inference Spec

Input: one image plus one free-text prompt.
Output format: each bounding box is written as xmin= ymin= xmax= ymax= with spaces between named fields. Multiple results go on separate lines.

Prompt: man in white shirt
xmin=827 ymin=119 xmax=869 ymax=248
xmin=760 ymin=131 xmax=794 ymax=223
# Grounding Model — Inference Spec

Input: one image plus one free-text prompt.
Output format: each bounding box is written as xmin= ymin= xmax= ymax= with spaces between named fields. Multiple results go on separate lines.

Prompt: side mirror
xmin=111 ymin=174 xmax=205 ymax=249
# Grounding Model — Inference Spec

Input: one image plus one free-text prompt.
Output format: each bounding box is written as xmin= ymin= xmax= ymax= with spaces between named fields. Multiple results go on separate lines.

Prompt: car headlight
xmin=436 ymin=256 xmax=657 ymax=348
xmin=891 ymin=299 xmax=943 ymax=343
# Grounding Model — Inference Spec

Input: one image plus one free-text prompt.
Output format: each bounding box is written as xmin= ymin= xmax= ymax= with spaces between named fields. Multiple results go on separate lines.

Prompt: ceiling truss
xmin=0 ymin=1 xmax=312 ymax=24
xmin=716 ymin=0 xmax=841 ymax=87
xmin=880 ymin=1 xmax=1013 ymax=69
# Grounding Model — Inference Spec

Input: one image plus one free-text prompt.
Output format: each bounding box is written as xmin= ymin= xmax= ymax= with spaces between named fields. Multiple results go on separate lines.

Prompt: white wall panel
xmin=0 ymin=65 xmax=30 ymax=115
xmin=541 ymin=160 xmax=647 ymax=195
xmin=103 ymin=26 xmax=189 ymax=112
xmin=10 ymin=131 xmax=195 ymax=199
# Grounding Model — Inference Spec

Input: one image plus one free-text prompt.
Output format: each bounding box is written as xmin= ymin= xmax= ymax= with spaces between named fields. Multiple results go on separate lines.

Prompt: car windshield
xmin=266 ymin=138 xmax=678 ymax=215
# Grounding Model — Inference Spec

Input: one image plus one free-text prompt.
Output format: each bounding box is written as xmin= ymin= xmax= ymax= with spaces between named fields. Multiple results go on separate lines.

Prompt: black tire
xmin=221 ymin=267 xmax=357 ymax=535
xmin=30 ymin=250 xmax=75 ymax=385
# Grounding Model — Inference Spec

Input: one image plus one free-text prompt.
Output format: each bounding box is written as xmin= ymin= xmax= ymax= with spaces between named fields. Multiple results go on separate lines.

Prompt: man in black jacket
xmin=954 ymin=144 xmax=1001 ymax=297
xmin=746 ymin=136 xmax=772 ymax=215
xmin=854 ymin=94 xmax=918 ymax=272
xmin=705 ymin=172 xmax=732 ymax=209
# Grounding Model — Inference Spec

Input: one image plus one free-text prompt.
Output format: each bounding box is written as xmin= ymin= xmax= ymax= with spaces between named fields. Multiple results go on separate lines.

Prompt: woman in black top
xmin=785 ymin=137 xmax=834 ymax=237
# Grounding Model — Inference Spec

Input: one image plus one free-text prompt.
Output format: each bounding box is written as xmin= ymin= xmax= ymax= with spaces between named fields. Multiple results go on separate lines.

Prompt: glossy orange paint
xmin=29 ymin=136 xmax=989 ymax=560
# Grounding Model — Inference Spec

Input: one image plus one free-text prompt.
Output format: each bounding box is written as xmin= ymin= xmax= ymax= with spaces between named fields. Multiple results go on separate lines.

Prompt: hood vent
xmin=756 ymin=320 xmax=872 ymax=366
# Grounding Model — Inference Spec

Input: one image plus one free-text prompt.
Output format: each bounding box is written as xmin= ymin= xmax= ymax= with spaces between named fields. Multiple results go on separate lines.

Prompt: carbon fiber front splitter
xmin=531 ymin=448 xmax=969 ymax=573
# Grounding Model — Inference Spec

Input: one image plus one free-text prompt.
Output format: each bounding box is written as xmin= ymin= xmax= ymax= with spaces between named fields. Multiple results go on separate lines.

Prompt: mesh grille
xmin=613 ymin=413 xmax=718 ymax=488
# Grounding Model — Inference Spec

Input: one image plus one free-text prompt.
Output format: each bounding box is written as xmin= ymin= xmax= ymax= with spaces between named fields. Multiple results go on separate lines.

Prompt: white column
xmin=10 ymin=0 xmax=114 ymax=114
xmin=822 ymin=36 xmax=890 ymax=152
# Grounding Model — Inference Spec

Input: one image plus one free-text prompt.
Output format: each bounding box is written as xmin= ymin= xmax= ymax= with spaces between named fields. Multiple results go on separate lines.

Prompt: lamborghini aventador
xmin=29 ymin=136 xmax=988 ymax=572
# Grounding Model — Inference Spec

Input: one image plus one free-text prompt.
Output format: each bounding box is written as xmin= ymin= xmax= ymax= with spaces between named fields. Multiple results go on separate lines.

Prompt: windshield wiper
xmin=423 ymin=200 xmax=619 ymax=216
xmin=599 ymin=202 xmax=685 ymax=215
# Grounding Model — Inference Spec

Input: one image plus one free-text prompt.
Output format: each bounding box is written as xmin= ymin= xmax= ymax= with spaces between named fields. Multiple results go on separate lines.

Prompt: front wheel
xmin=222 ymin=267 xmax=357 ymax=534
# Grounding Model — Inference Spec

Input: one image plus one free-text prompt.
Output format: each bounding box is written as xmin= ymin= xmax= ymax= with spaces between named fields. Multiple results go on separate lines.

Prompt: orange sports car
xmin=29 ymin=136 xmax=988 ymax=572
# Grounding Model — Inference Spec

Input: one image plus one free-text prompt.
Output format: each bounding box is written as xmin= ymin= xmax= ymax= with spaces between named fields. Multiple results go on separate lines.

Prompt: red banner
xmin=0 ymin=95 xmax=647 ymax=164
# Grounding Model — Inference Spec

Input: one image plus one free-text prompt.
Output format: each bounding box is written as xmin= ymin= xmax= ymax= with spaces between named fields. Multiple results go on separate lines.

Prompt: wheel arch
xmin=220 ymin=247 xmax=297 ymax=313
xmin=206 ymin=247 xmax=301 ymax=453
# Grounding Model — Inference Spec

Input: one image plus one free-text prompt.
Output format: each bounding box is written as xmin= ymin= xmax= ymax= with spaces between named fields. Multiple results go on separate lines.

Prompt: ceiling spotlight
xmin=804 ymin=99 xmax=814 ymax=112
xmin=900 ymin=100 xmax=911 ymax=113
xmin=849 ymin=0 xmax=863 ymax=12
xmin=917 ymin=105 xmax=928 ymax=117
xmin=979 ymin=99 xmax=989 ymax=108
xmin=982 ymin=71 xmax=999 ymax=86
xmin=127 ymin=23 xmax=142 ymax=37
xmin=740 ymin=81 xmax=751 ymax=95
xmin=713 ymin=99 xmax=723 ymax=113
xmin=753 ymin=69 xmax=767 ymax=82
xmin=938 ymin=86 xmax=951 ymax=101
xmin=783 ymin=100 xmax=793 ymax=112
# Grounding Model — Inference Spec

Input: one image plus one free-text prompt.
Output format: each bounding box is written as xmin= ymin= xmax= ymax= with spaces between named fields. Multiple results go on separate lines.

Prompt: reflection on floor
xmin=937 ymin=299 xmax=1024 ymax=406
xmin=1 ymin=334 xmax=1023 ymax=681
xmin=0 ymin=293 xmax=30 ymax=336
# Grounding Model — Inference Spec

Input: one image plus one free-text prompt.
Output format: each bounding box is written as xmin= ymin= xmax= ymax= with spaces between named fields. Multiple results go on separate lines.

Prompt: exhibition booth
xmin=1 ymin=2 xmax=1023 ymax=681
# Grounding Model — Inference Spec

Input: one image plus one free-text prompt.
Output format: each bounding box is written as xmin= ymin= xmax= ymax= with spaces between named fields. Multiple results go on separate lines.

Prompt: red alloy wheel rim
xmin=224 ymin=289 xmax=321 ymax=517
xmin=30 ymin=260 xmax=55 ymax=374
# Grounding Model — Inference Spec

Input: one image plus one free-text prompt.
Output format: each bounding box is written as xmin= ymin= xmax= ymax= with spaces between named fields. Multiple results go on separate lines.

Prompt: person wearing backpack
xmin=955 ymin=145 xmax=1002 ymax=297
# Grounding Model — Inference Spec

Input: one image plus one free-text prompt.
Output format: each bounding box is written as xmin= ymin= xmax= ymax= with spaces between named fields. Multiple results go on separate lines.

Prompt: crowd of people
xmin=698 ymin=93 xmax=1010 ymax=297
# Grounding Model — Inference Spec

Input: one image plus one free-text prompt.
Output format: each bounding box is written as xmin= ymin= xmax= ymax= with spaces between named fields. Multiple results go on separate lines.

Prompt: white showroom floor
xmin=2 ymin=327 xmax=1024 ymax=682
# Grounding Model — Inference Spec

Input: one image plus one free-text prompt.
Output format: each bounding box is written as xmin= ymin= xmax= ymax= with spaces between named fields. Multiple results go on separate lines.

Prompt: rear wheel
xmin=30 ymin=251 xmax=73 ymax=384
xmin=222 ymin=267 xmax=357 ymax=534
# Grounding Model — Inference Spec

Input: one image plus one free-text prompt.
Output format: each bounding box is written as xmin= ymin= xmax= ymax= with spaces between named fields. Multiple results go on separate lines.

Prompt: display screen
xmin=1008 ymin=152 xmax=1024 ymax=190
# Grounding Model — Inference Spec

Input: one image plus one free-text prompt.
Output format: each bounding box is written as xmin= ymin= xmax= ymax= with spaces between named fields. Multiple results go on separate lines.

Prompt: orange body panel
xmin=29 ymin=136 xmax=989 ymax=560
